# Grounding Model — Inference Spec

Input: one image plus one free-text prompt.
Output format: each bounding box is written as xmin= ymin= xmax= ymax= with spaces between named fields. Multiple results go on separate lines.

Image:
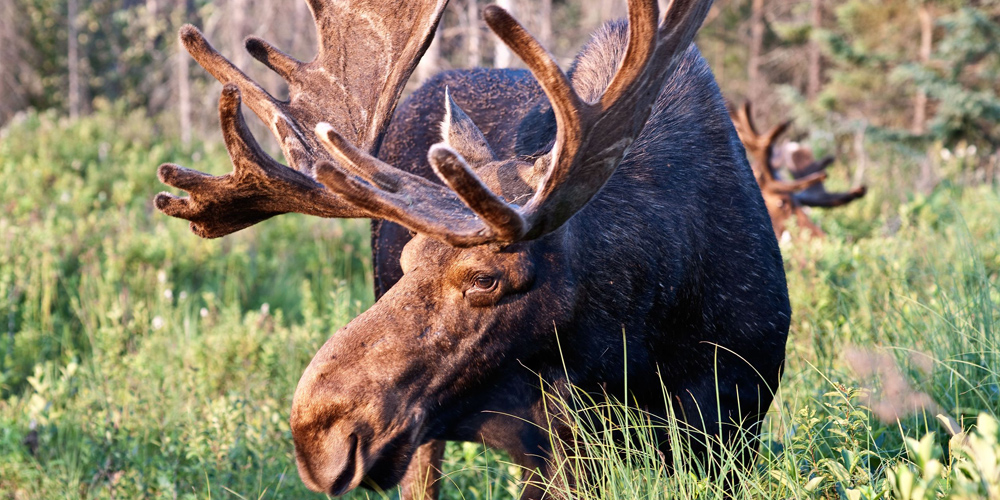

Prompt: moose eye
xmin=473 ymin=275 xmax=498 ymax=291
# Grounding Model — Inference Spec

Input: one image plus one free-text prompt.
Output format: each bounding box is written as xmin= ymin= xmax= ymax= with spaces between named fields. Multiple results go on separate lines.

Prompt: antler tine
xmin=313 ymin=123 xmax=525 ymax=246
xmin=794 ymin=185 xmax=867 ymax=207
xmin=612 ymin=0 xmax=713 ymax=107
xmin=788 ymin=153 xmax=868 ymax=207
xmin=180 ymin=26 xmax=290 ymax=145
xmin=764 ymin=120 xmax=792 ymax=148
xmin=155 ymin=85 xmax=369 ymax=238
xmin=157 ymin=0 xmax=449 ymax=238
xmin=789 ymin=154 xmax=834 ymax=178
xmin=736 ymin=101 xmax=759 ymax=137
xmin=315 ymin=124 xmax=402 ymax=192
xmin=756 ymin=119 xmax=792 ymax=184
xmin=485 ymin=0 xmax=713 ymax=240
xmin=481 ymin=6 xmax=586 ymax=167
xmin=761 ymin=171 xmax=827 ymax=195
xmin=427 ymin=145 xmax=527 ymax=241
xmin=245 ymin=36 xmax=304 ymax=81
xmin=730 ymin=100 xmax=792 ymax=187
xmin=599 ymin=0 xmax=659 ymax=109
xmin=313 ymin=159 xmax=503 ymax=248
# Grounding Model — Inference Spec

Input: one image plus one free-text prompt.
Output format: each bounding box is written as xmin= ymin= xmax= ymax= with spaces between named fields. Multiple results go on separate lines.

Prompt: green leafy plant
xmin=889 ymin=413 xmax=1000 ymax=500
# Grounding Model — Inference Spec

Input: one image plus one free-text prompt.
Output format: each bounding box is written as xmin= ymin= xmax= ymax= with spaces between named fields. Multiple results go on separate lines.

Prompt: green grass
xmin=0 ymin=105 xmax=997 ymax=499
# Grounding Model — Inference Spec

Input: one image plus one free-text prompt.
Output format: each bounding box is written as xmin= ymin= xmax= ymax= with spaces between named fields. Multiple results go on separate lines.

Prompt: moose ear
xmin=440 ymin=88 xmax=498 ymax=165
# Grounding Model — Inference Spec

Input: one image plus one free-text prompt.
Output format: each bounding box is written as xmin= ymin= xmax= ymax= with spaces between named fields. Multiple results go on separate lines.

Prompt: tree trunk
xmin=467 ymin=0 xmax=481 ymax=67
xmin=68 ymin=0 xmax=80 ymax=119
xmin=493 ymin=0 xmax=514 ymax=68
xmin=600 ymin=0 xmax=624 ymax=23
xmin=417 ymin=25 xmax=441 ymax=83
xmin=177 ymin=10 xmax=192 ymax=145
xmin=748 ymin=0 xmax=765 ymax=104
xmin=537 ymin=0 xmax=552 ymax=49
xmin=292 ymin=0 xmax=310 ymax=59
xmin=0 ymin=1 xmax=38 ymax=125
xmin=0 ymin=0 xmax=16 ymax=123
xmin=807 ymin=0 xmax=822 ymax=101
xmin=912 ymin=4 xmax=933 ymax=134
xmin=229 ymin=0 xmax=249 ymax=70
xmin=852 ymin=122 xmax=868 ymax=187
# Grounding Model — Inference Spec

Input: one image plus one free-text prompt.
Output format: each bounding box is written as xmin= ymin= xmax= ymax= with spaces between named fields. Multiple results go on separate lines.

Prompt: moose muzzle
xmin=290 ymin=320 xmax=434 ymax=495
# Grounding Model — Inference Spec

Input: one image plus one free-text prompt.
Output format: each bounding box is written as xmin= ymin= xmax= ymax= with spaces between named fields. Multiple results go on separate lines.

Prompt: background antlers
xmin=731 ymin=101 xmax=827 ymax=194
xmin=154 ymin=0 xmax=448 ymax=238
xmin=786 ymin=146 xmax=868 ymax=208
xmin=731 ymin=101 xmax=867 ymax=238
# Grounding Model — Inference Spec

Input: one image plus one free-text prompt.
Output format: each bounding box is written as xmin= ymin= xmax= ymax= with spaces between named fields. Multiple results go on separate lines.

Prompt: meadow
xmin=0 ymin=104 xmax=997 ymax=499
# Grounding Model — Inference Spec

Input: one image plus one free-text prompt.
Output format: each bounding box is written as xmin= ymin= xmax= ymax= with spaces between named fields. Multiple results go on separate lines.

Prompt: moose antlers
xmin=155 ymin=0 xmax=712 ymax=246
xmin=155 ymin=1 xmax=448 ymax=237
xmin=483 ymin=0 xmax=712 ymax=240
xmin=786 ymin=146 xmax=868 ymax=208
xmin=730 ymin=101 xmax=867 ymax=238
xmin=312 ymin=0 xmax=712 ymax=246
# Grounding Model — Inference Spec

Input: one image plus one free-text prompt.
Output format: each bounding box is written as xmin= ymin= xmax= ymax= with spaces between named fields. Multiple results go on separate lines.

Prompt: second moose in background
xmin=731 ymin=101 xmax=867 ymax=239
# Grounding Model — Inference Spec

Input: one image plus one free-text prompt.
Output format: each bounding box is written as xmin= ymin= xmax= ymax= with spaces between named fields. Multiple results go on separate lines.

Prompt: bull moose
xmin=153 ymin=0 xmax=790 ymax=497
xmin=730 ymin=101 xmax=868 ymax=239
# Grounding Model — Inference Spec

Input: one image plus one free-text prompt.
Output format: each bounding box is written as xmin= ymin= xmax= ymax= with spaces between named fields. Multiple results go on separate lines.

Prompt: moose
xmin=730 ymin=101 xmax=868 ymax=239
xmin=153 ymin=0 xmax=790 ymax=497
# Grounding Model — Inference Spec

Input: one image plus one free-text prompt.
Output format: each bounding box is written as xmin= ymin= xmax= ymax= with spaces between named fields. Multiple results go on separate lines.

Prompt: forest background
xmin=4 ymin=0 xmax=1000 ymax=164
xmin=0 ymin=0 xmax=999 ymax=499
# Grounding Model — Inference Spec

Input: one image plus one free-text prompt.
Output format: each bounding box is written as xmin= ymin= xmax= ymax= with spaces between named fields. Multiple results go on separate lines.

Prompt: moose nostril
xmin=329 ymin=433 xmax=360 ymax=496
xmin=293 ymin=430 xmax=362 ymax=495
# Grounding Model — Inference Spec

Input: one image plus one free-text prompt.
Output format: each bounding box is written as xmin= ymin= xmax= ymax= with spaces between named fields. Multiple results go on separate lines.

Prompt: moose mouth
xmin=354 ymin=434 xmax=419 ymax=494
xmin=300 ymin=428 xmax=420 ymax=496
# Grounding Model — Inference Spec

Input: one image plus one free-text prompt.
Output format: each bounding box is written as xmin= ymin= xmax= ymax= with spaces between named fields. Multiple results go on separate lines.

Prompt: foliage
xmin=892 ymin=7 xmax=1000 ymax=149
xmin=0 ymin=106 xmax=373 ymax=498
xmin=888 ymin=413 xmax=1000 ymax=500
xmin=12 ymin=0 xmax=180 ymax=115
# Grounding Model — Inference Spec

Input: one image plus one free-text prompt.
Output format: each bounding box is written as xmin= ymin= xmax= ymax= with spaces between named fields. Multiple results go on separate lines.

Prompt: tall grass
xmin=1 ymin=106 xmax=997 ymax=499
xmin=1 ymin=105 xmax=373 ymax=499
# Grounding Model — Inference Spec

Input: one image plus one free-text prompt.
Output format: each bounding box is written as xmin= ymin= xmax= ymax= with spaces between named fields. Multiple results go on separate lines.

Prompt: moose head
xmin=156 ymin=0 xmax=792 ymax=498
xmin=730 ymin=101 xmax=868 ymax=239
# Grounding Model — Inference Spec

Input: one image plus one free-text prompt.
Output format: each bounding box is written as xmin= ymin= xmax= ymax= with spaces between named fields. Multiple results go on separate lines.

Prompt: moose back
xmin=153 ymin=0 xmax=790 ymax=497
